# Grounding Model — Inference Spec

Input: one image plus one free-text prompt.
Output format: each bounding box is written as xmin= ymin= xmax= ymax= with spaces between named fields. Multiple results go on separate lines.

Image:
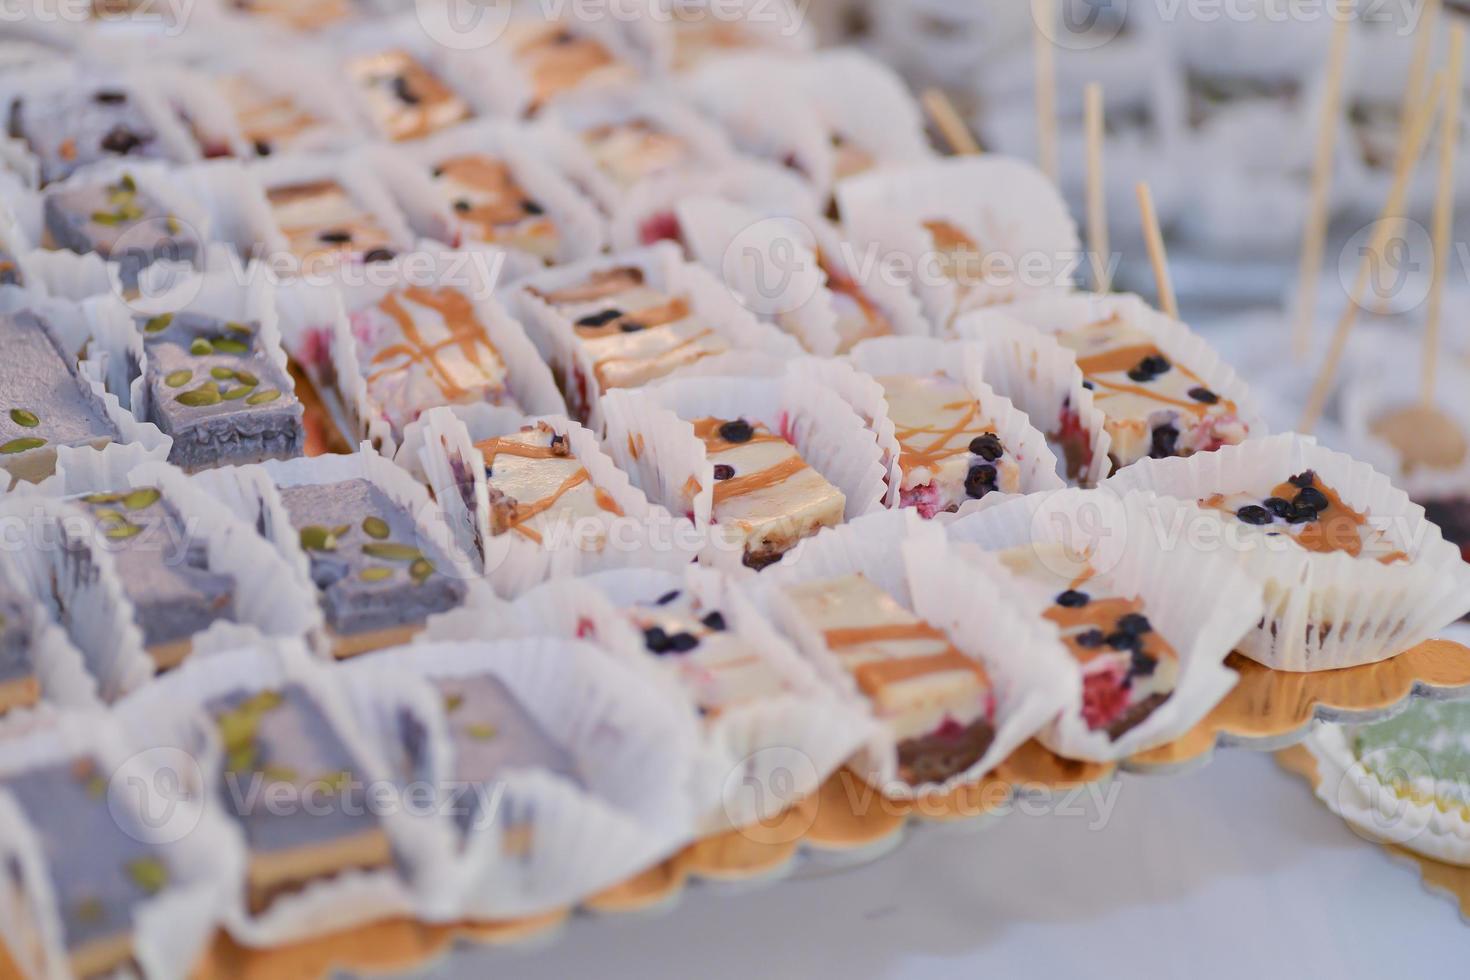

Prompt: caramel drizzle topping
xmin=366 ymin=285 xmax=501 ymax=401
xmin=1045 ymin=596 xmax=1176 ymax=665
xmin=437 ymin=154 xmax=541 ymax=234
xmin=691 ymin=419 xmax=811 ymax=507
xmin=1204 ymin=477 xmax=1405 ymax=564
xmin=531 ymin=267 xmax=643 ymax=305
xmin=816 ymin=249 xmax=889 ymax=335
xmin=891 ymin=395 xmax=993 ymax=474
xmin=592 ymin=327 xmax=713 ymax=391
xmin=476 ymin=435 xmax=623 ymax=543
xmin=821 ymin=621 xmax=989 ymax=696
xmin=519 ymin=31 xmax=618 ymax=105
xmin=1071 ymin=324 xmax=1237 ymax=418
xmin=574 ymin=296 xmax=690 ymax=339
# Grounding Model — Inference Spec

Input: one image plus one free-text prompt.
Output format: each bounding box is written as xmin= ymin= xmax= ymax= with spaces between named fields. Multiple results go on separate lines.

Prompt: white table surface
xmin=414 ymin=750 xmax=1465 ymax=979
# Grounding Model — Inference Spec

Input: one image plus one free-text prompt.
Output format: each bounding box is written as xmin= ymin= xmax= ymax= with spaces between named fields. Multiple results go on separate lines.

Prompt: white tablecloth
xmin=422 ymin=751 xmax=1463 ymax=978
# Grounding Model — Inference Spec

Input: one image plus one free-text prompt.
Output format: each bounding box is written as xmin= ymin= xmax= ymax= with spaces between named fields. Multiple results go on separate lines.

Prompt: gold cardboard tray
xmin=1276 ymin=742 xmax=1470 ymax=923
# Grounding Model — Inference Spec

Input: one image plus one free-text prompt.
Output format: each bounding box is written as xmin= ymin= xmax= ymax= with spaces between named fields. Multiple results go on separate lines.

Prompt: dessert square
xmin=347 ymin=284 xmax=521 ymax=443
xmin=432 ymin=153 xmax=559 ymax=260
xmin=137 ymin=311 xmax=304 ymax=470
xmin=623 ymin=586 xmax=788 ymax=715
xmin=0 ymin=575 xmax=39 ymax=715
xmin=472 ymin=421 xmax=623 ymax=545
xmin=0 ymin=310 xmax=121 ymax=485
xmin=217 ymin=74 xmax=328 ymax=158
xmin=820 ymin=252 xmax=892 ymax=351
xmin=205 ymin=684 xmax=393 ymax=915
xmin=277 ymin=477 xmax=469 ymax=656
xmin=878 ymin=373 xmax=1021 ymax=517
xmin=1057 ymin=312 xmax=1249 ymax=468
xmin=508 ymin=22 xmax=631 ymax=112
xmin=266 ymin=178 xmax=396 ymax=267
xmin=784 ymin=573 xmax=994 ymax=785
xmin=694 ymin=416 xmax=845 ymax=569
xmin=73 ymin=486 xmax=238 ymax=669
xmin=3 ymin=757 xmax=175 ymax=978
xmin=345 ymin=49 xmax=471 ymax=143
xmin=580 ymin=117 xmax=693 ymax=189
xmin=44 ymin=171 xmax=196 ymax=289
xmin=7 ymin=84 xmax=168 ymax=186
xmin=229 ymin=0 xmax=353 ymax=32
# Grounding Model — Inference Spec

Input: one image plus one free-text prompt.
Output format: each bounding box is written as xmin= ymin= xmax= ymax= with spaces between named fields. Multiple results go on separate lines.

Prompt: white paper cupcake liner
xmin=1305 ymin=719 xmax=1470 ymax=867
xmin=1106 ymin=433 xmax=1470 ymax=671
xmin=111 ymin=643 xmax=436 ymax=948
xmin=374 ymin=119 xmax=608 ymax=267
xmin=835 ymin=156 xmax=1082 ymax=330
xmin=747 ymin=509 xmax=1076 ymax=799
xmin=341 ymin=637 xmax=699 ymax=920
xmin=957 ymin=291 xmax=1267 ymax=482
xmin=945 ymin=488 xmax=1259 ymax=761
xmin=515 ymin=565 xmax=877 ymax=834
xmin=0 ymin=711 xmax=228 ymax=980
xmin=791 ymin=337 xmax=1064 ymax=508
xmin=600 ymin=372 xmax=888 ymax=567
xmin=456 ymin=14 xmax=643 ymax=119
xmin=405 ymin=404 xmax=698 ymax=597
xmin=607 ymin=160 xmax=819 ymax=253
xmin=625 ymin=0 xmax=813 ymax=73
xmin=0 ymin=539 xmax=99 ymax=714
xmin=511 ymin=242 xmax=801 ymax=429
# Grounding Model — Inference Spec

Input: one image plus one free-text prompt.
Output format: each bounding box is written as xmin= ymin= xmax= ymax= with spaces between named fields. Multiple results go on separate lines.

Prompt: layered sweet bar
xmin=278 ymin=477 xmax=468 ymax=656
xmin=0 ymin=310 xmax=121 ymax=485
xmin=45 ymin=172 xmax=196 ymax=289
xmin=508 ymin=22 xmax=631 ymax=112
xmin=784 ymin=573 xmax=994 ymax=785
xmin=528 ymin=266 xmax=729 ymax=416
xmin=1056 ymin=312 xmax=1247 ymax=468
xmin=3 ymin=757 xmax=176 ymax=978
xmin=7 ymin=83 xmax=167 ymax=185
xmin=471 ymin=421 xmax=622 ymax=545
xmin=695 ymin=416 xmax=845 ymax=569
xmin=579 ymin=117 xmax=693 ymax=188
xmin=217 ymin=75 xmax=329 ymax=158
xmin=345 ymin=49 xmax=470 ymax=143
xmin=267 ymin=179 xmax=396 ymax=267
xmin=0 ymin=573 xmax=39 ymax=714
xmin=74 ymin=486 xmax=237 ymax=670
xmin=432 ymin=154 xmax=559 ymax=260
xmin=1202 ymin=469 xmax=1409 ymax=565
xmin=347 ymin=284 xmax=521 ymax=443
xmin=229 ymin=0 xmax=353 ymax=32
xmin=206 ymin=684 xmax=393 ymax=915
xmin=879 ymin=373 xmax=1020 ymax=517
xmin=999 ymin=547 xmax=1179 ymax=740
xmin=623 ymin=586 xmax=788 ymax=715
xmin=138 ymin=311 xmax=303 ymax=469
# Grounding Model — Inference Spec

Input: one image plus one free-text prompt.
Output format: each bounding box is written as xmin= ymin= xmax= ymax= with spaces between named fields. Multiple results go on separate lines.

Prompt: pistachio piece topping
xmin=362 ymin=516 xmax=390 ymax=539
xmin=359 ymin=566 xmax=394 ymax=582
xmin=164 ymin=369 xmax=192 ymax=388
xmin=363 ymin=542 xmax=422 ymax=561
xmin=143 ymin=313 xmax=173 ymax=334
xmin=0 ymin=437 xmax=46 ymax=454
xmin=9 ymin=409 xmax=38 ymax=427
xmin=245 ymin=388 xmax=281 ymax=405
xmin=299 ymin=525 xmax=337 ymax=552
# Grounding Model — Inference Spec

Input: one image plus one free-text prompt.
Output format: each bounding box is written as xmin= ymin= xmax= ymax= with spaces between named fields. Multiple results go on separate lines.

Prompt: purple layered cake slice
xmin=278 ymin=478 xmax=469 ymax=658
xmin=7 ymin=84 xmax=168 ymax=186
xmin=138 ymin=311 xmax=303 ymax=470
xmin=44 ymin=172 xmax=196 ymax=289
xmin=0 ymin=571 xmax=39 ymax=715
xmin=345 ymin=49 xmax=471 ymax=143
xmin=73 ymin=486 xmax=237 ymax=670
xmin=0 ymin=310 xmax=121 ymax=486
xmin=207 ymin=684 xmax=393 ymax=914
xmin=2 ymin=757 xmax=176 ymax=979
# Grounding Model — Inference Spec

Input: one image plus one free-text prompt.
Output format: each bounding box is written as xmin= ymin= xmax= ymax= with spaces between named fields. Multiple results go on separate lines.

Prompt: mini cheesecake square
xmin=0 ymin=310 xmax=121 ymax=485
xmin=44 ymin=172 xmax=195 ymax=289
xmin=0 ymin=576 xmax=39 ymax=715
xmin=347 ymin=284 xmax=520 ymax=442
xmin=508 ymin=22 xmax=630 ymax=111
xmin=624 ymin=586 xmax=788 ymax=715
xmin=218 ymin=75 xmax=324 ymax=158
xmin=267 ymin=179 xmax=396 ymax=267
xmin=878 ymin=373 xmax=1020 ymax=518
xmin=1203 ymin=468 xmax=1409 ymax=565
xmin=7 ymin=84 xmax=167 ymax=186
xmin=345 ymin=49 xmax=471 ymax=143
xmin=695 ymin=417 xmax=845 ymax=570
xmin=1056 ymin=314 xmax=1248 ymax=468
xmin=73 ymin=486 xmax=237 ymax=669
xmin=206 ymin=685 xmax=393 ymax=915
xmin=529 ymin=266 xmax=730 ymax=414
xmin=5 ymin=758 xmax=177 ymax=978
xmin=579 ymin=119 xmax=692 ymax=188
xmin=999 ymin=547 xmax=1180 ymax=740
xmin=785 ymin=573 xmax=994 ymax=784
xmin=432 ymin=674 xmax=582 ymax=833
xmin=474 ymin=421 xmax=622 ymax=544
xmin=138 ymin=312 xmax=304 ymax=470
xmin=433 ymin=154 xmax=559 ymax=260
xmin=278 ymin=478 xmax=468 ymax=657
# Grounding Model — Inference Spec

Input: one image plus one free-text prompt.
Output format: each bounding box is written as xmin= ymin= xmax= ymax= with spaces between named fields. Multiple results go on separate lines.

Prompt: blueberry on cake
xmin=345 ymin=49 xmax=471 ymax=143
xmin=432 ymin=154 xmax=559 ymax=260
xmin=7 ymin=85 xmax=166 ymax=186
xmin=695 ymin=417 xmax=845 ymax=570
xmin=137 ymin=312 xmax=303 ymax=470
xmin=1203 ymin=469 xmax=1409 ymax=564
xmin=267 ymin=179 xmax=395 ymax=267
xmin=74 ymin=486 xmax=237 ymax=670
xmin=278 ymin=478 xmax=468 ymax=657
xmin=206 ymin=685 xmax=393 ymax=914
xmin=785 ymin=573 xmax=995 ymax=785
xmin=44 ymin=172 xmax=195 ymax=289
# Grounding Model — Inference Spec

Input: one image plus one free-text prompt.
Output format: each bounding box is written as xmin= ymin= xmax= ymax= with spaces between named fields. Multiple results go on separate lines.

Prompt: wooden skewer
xmin=1032 ymin=0 xmax=1058 ymax=181
xmin=1135 ymin=181 xmax=1177 ymax=320
xmin=1299 ymin=72 xmax=1447 ymax=434
xmin=1423 ymin=24 xmax=1463 ymax=404
xmin=1084 ymin=82 xmax=1111 ymax=293
xmin=1291 ymin=9 xmax=1354 ymax=360
xmin=921 ymin=88 xmax=982 ymax=156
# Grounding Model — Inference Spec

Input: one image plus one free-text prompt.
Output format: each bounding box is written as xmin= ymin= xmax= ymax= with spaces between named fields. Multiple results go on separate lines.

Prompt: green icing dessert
xmin=1351 ymin=701 xmax=1470 ymax=816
